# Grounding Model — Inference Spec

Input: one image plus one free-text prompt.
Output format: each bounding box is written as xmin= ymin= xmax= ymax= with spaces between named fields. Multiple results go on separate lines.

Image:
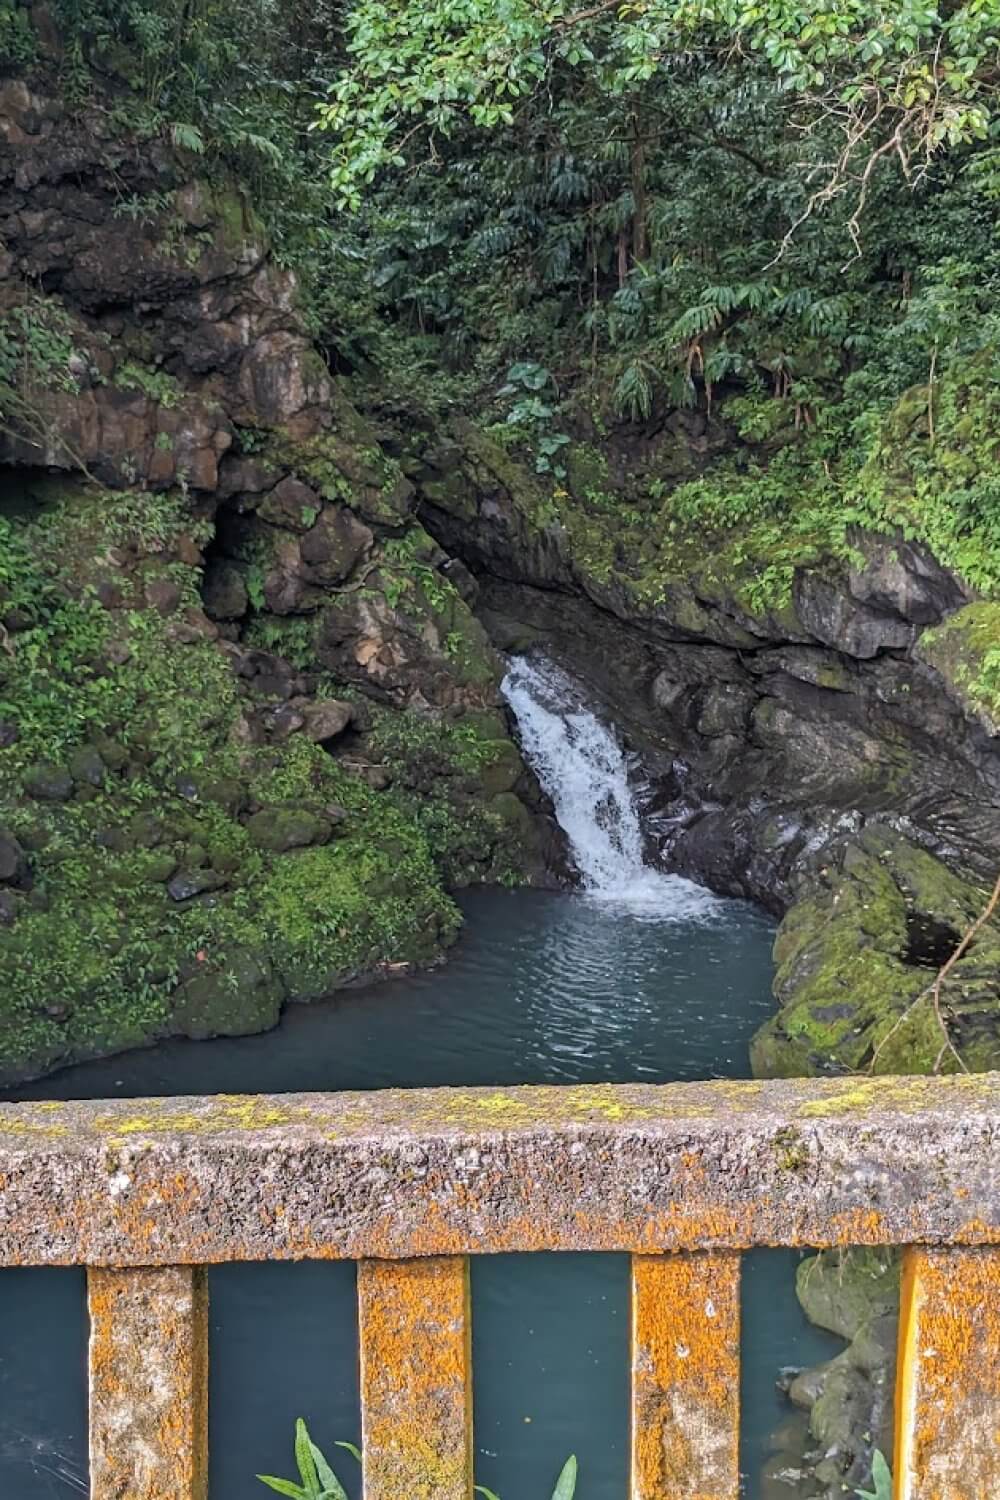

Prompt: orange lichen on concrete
xmin=0 ymin=1075 xmax=998 ymax=1267
xmin=895 ymin=1246 xmax=1000 ymax=1500
xmin=630 ymin=1252 xmax=740 ymax=1500
xmin=357 ymin=1255 xmax=472 ymax=1500
xmin=88 ymin=1264 xmax=208 ymax=1500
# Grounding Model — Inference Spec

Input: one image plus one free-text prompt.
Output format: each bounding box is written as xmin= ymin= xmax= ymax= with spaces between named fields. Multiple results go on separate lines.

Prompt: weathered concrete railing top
xmin=13 ymin=1072 xmax=1000 ymax=1499
xmin=3 ymin=1072 xmax=1000 ymax=1264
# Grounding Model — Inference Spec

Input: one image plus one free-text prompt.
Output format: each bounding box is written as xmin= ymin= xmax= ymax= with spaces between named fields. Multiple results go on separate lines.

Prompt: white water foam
xmin=501 ymin=655 xmax=719 ymax=919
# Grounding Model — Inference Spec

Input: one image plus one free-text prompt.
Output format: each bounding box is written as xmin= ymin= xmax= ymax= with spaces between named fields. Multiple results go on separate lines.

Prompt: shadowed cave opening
xmin=902 ymin=911 xmax=962 ymax=971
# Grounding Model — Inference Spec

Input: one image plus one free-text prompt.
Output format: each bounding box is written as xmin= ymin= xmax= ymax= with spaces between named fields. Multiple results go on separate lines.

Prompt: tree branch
xmin=868 ymin=871 xmax=1000 ymax=1076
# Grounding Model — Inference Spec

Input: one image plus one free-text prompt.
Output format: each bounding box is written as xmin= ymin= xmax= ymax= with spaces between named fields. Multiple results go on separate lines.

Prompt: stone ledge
xmin=1 ymin=1075 xmax=999 ymax=1263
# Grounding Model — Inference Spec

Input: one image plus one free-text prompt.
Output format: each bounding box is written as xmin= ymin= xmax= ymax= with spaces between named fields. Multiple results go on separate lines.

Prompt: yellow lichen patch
xmin=3 ymin=1119 xmax=70 ymax=1137
xmin=895 ymin=1247 xmax=1000 ymax=1500
xmin=796 ymin=1072 xmax=1000 ymax=1118
xmin=216 ymin=1096 xmax=295 ymax=1129
xmin=630 ymin=1252 xmax=740 ymax=1500
xmin=357 ymin=1256 xmax=472 ymax=1500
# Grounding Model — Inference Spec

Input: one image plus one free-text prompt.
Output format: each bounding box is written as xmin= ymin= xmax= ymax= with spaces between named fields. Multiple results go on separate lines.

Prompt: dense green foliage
xmin=318 ymin=0 xmax=1000 ymax=210
xmin=40 ymin=0 xmax=1000 ymax=445
xmin=41 ymin=0 xmax=1000 ymax=618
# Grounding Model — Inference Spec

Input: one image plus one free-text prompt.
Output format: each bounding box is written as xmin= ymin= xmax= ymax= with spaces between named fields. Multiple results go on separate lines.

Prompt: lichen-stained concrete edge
xmin=1 ymin=1074 xmax=1000 ymax=1264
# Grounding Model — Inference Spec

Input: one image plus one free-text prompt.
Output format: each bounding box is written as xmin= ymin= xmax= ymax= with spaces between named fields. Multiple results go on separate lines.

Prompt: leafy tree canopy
xmin=318 ymin=0 xmax=1000 ymax=222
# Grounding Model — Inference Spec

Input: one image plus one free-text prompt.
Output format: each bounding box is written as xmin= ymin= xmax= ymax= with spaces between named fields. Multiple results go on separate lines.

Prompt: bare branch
xmin=868 ymin=871 xmax=1000 ymax=1076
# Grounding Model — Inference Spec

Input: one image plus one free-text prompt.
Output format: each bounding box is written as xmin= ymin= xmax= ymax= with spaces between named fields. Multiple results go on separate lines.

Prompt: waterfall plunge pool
xmin=0 ymin=658 xmax=841 ymax=1498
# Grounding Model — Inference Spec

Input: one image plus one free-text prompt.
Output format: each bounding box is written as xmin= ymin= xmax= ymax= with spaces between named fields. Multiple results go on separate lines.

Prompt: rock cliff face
xmin=414 ymin=420 xmax=1000 ymax=1081
xmin=0 ymin=78 xmax=557 ymax=1082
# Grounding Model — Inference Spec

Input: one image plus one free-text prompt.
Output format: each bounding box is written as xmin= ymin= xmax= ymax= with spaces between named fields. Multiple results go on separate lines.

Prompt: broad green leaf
xmin=335 ymin=1442 xmax=363 ymax=1463
xmin=257 ymin=1478 xmax=306 ymax=1498
xmin=474 ymin=1487 xmax=502 ymax=1500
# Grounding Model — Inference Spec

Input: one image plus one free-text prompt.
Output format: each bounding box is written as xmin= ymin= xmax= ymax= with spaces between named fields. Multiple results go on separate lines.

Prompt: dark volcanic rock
xmin=202 ymin=561 xmax=249 ymax=621
xmin=0 ymin=832 xmax=29 ymax=887
xmin=166 ymin=869 xmax=229 ymax=902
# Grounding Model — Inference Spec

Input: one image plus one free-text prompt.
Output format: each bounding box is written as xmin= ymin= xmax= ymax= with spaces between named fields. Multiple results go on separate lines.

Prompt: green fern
xmin=169 ymin=121 xmax=205 ymax=154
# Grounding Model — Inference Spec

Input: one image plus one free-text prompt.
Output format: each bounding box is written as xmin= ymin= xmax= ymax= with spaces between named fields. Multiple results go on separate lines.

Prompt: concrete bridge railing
xmin=3 ymin=1073 xmax=1000 ymax=1499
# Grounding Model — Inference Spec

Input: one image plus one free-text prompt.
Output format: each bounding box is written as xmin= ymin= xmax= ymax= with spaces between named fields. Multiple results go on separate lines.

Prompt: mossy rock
xmin=245 ymin=806 xmax=335 ymax=853
xmin=0 ymin=476 xmax=541 ymax=1083
xmin=752 ymin=825 xmax=1000 ymax=1079
xmin=917 ymin=601 xmax=1000 ymax=732
xmin=796 ymin=1249 xmax=900 ymax=1341
xmin=173 ymin=950 xmax=284 ymax=1041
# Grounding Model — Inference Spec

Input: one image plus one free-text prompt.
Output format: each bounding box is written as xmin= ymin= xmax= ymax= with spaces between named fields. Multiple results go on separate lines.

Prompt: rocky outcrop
xmin=414 ymin=420 xmax=1000 ymax=1078
xmin=761 ymin=1250 xmax=899 ymax=1499
xmin=0 ymin=81 xmax=558 ymax=1082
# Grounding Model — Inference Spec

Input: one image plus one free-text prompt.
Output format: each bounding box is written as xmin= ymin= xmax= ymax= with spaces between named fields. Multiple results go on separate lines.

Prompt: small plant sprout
xmin=856 ymin=1449 xmax=892 ymax=1500
xmin=257 ymin=1419 xmax=359 ymax=1500
xmin=259 ymin=1425 xmax=576 ymax=1500
xmin=475 ymin=1452 xmax=578 ymax=1499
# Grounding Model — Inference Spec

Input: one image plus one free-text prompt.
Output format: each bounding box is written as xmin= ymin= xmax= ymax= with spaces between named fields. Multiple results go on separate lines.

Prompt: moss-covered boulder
xmin=767 ymin=1249 xmax=901 ymax=1500
xmin=917 ymin=601 xmax=1000 ymax=734
xmin=751 ymin=825 xmax=1000 ymax=1078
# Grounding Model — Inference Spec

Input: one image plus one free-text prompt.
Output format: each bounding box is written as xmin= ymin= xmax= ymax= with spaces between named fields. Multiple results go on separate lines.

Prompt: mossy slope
xmin=0 ymin=476 xmax=540 ymax=1083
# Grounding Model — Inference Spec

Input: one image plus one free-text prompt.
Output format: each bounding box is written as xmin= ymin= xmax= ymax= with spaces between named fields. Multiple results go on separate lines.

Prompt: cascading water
xmin=501 ymin=654 xmax=718 ymax=916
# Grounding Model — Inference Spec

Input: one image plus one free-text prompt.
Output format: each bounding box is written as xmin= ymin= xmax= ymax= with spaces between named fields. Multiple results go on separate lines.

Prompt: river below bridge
xmin=0 ymin=657 xmax=841 ymax=1498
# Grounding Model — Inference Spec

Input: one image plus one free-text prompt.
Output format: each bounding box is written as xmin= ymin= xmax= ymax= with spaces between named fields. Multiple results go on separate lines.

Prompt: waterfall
xmin=501 ymin=655 xmax=719 ymax=917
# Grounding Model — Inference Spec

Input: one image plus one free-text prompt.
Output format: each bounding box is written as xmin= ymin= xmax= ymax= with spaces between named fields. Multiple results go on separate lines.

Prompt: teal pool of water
xmin=1 ymin=886 xmax=841 ymax=1497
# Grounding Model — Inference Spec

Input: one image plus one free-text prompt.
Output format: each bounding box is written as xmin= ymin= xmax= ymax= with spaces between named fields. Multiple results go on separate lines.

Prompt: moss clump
xmin=917 ymin=602 xmax=1000 ymax=730
xmin=751 ymin=825 xmax=1000 ymax=1080
xmin=364 ymin=704 xmax=537 ymax=887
